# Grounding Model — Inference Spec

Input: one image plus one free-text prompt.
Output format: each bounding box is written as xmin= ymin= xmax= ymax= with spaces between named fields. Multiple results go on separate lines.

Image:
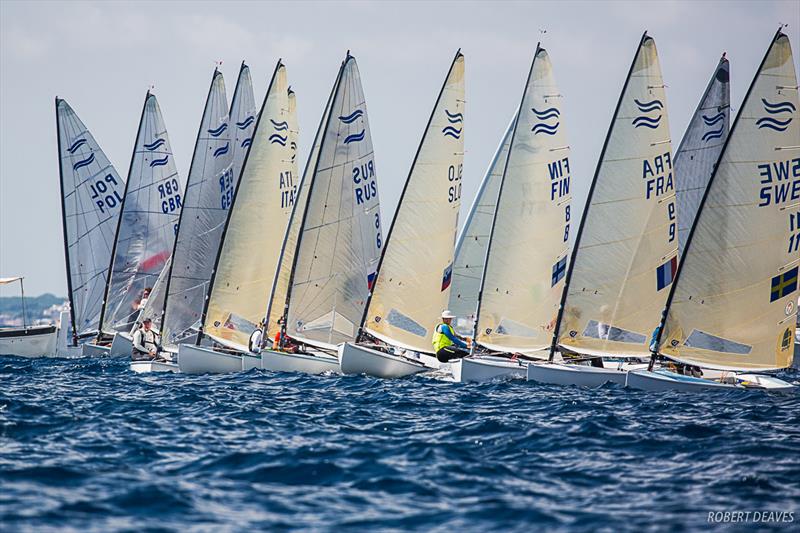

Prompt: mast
xmin=159 ymin=69 xmax=223 ymax=335
xmin=471 ymin=44 xmax=541 ymax=355
xmin=96 ymin=91 xmax=150 ymax=341
xmin=55 ymin=98 xmax=78 ymax=345
xmin=649 ymin=28 xmax=787 ymax=370
xmin=196 ymin=60 xmax=283 ymax=345
xmin=356 ymin=49 xmax=464 ymax=341
xmin=548 ymin=32 xmax=649 ymax=361
xmin=277 ymin=53 xmax=350 ymax=348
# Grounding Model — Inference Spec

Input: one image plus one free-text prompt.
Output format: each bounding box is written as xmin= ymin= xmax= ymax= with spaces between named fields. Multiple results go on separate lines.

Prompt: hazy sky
xmin=1 ymin=0 xmax=798 ymax=297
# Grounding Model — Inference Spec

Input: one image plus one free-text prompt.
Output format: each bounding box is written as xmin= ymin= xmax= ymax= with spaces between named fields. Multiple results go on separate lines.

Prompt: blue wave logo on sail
xmin=442 ymin=109 xmax=463 ymax=139
xmin=213 ymin=143 xmax=230 ymax=158
xmin=150 ymin=155 xmax=169 ymax=168
xmin=701 ymin=111 xmax=725 ymax=142
xmin=343 ymin=129 xmax=366 ymax=144
xmin=290 ymin=141 xmax=297 ymax=161
xmin=757 ymin=98 xmax=795 ymax=132
xmin=270 ymin=119 xmax=289 ymax=131
xmin=338 ymin=109 xmax=363 ymax=124
xmin=67 ymin=138 xmax=87 ymax=154
xmin=269 ymin=133 xmax=288 ymax=146
xmin=241 ymin=137 xmax=252 ymax=148
xmin=207 ymin=123 xmax=228 ymax=137
xmin=531 ymin=107 xmax=560 ymax=136
xmin=72 ymin=153 xmax=95 ymax=171
xmin=237 ymin=115 xmax=255 ymax=129
xmin=632 ymin=98 xmax=663 ymax=129
xmin=143 ymin=138 xmax=166 ymax=151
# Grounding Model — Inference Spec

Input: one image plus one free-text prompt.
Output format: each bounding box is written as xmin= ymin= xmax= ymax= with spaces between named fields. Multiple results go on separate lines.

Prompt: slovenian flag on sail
xmin=656 ymin=256 xmax=678 ymax=291
xmin=551 ymin=256 xmax=567 ymax=287
xmin=441 ymin=263 xmax=453 ymax=291
xmin=771 ymin=266 xmax=798 ymax=302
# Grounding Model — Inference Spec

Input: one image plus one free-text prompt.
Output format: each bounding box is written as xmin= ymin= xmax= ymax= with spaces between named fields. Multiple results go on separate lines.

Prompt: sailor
xmin=249 ymin=321 xmax=264 ymax=354
xmin=273 ymin=316 xmax=299 ymax=353
xmin=432 ymin=310 xmax=470 ymax=362
xmin=132 ymin=318 xmax=160 ymax=361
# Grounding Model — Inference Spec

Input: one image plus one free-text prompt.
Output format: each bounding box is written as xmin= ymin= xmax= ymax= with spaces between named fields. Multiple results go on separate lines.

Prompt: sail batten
xmin=657 ymin=31 xmax=799 ymax=370
xmin=554 ymin=33 xmax=677 ymax=358
xmin=56 ymin=99 xmax=127 ymax=342
xmin=200 ymin=61 xmax=298 ymax=348
xmin=361 ymin=51 xmax=465 ymax=353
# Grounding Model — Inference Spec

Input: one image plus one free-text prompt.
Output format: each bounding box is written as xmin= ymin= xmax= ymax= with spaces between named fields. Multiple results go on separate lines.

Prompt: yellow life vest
xmin=432 ymin=323 xmax=455 ymax=352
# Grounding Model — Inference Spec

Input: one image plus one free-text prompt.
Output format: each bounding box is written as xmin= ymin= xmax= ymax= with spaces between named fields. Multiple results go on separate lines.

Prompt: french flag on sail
xmin=656 ymin=256 xmax=678 ymax=291
xmin=367 ymin=271 xmax=377 ymax=291
xmin=441 ymin=263 xmax=453 ymax=291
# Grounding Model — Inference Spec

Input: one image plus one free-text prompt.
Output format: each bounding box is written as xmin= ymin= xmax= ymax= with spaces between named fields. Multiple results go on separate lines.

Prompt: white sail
xmin=282 ymin=54 xmax=382 ymax=348
xmin=230 ymin=62 xmax=258 ymax=187
xmin=100 ymin=92 xmax=183 ymax=335
xmin=56 ymin=99 xmax=126 ymax=341
xmin=675 ymin=56 xmax=731 ymax=256
xmin=201 ymin=61 xmax=298 ymax=348
xmin=658 ymin=31 xmax=799 ymax=371
xmin=160 ymin=70 xmax=233 ymax=347
xmin=475 ymin=46 xmax=572 ymax=357
xmin=135 ymin=255 xmax=169 ymax=331
xmin=448 ymin=112 xmax=516 ymax=330
xmin=555 ymin=33 xmax=676 ymax=358
xmin=362 ymin=51 xmax=465 ymax=353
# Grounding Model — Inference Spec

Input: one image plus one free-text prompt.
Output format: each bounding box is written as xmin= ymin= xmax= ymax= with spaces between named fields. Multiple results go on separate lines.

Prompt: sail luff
xmin=359 ymin=50 xmax=465 ymax=352
xmin=55 ymin=98 xmax=78 ymax=344
xmin=655 ymin=29 xmax=799 ymax=370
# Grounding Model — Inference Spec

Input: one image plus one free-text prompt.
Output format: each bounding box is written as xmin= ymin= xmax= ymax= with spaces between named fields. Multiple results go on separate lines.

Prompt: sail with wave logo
xmin=98 ymin=92 xmax=183 ymax=336
xmin=358 ymin=50 xmax=465 ymax=353
xmin=473 ymin=45 xmax=572 ymax=356
xmin=553 ymin=32 xmax=676 ymax=358
xmin=159 ymin=69 xmax=234 ymax=347
xmin=280 ymin=53 xmax=383 ymax=348
xmin=229 ymin=62 xmax=258 ymax=187
xmin=56 ymin=98 xmax=127 ymax=343
xmin=448 ymin=112 xmax=516 ymax=331
xmin=199 ymin=60 xmax=299 ymax=349
xmin=674 ymin=55 xmax=730 ymax=256
xmin=656 ymin=30 xmax=798 ymax=370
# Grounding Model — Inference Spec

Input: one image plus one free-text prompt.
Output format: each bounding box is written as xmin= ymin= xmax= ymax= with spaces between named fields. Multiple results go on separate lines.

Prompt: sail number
xmin=667 ymin=200 xmax=676 ymax=242
xmin=158 ymin=178 xmax=182 ymax=214
xmin=280 ymin=170 xmax=297 ymax=209
xmin=219 ymin=168 xmax=235 ymax=209
xmin=549 ymin=157 xmax=571 ymax=242
xmin=375 ymin=212 xmax=382 ymax=249
xmin=89 ymin=173 xmax=123 ymax=214
xmin=642 ymin=152 xmax=674 ymax=200
xmin=790 ymin=211 xmax=800 ymax=254
xmin=353 ymin=160 xmax=377 ymax=206
xmin=448 ymin=164 xmax=462 ymax=203
xmin=758 ymin=158 xmax=800 ymax=208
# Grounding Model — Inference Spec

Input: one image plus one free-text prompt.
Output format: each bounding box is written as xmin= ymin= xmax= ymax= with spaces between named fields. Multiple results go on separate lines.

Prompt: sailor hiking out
xmin=432 ymin=310 xmax=470 ymax=362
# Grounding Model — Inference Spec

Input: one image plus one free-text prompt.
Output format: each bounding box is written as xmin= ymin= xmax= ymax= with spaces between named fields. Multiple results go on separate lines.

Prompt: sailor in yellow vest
xmin=432 ymin=310 xmax=470 ymax=363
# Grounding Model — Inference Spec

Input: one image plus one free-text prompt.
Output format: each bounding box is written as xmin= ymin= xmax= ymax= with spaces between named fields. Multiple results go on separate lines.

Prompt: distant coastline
xmin=0 ymin=293 xmax=67 ymax=327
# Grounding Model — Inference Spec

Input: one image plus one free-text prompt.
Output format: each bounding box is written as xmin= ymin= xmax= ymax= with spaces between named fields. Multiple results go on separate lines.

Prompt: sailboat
xmin=0 ymin=277 xmax=58 ymax=357
xmin=55 ymin=98 xmax=127 ymax=356
xmin=448 ymin=112 xmax=516 ymax=335
xmin=675 ymin=55 xmax=731 ymax=256
xmin=338 ymin=50 xmax=465 ymax=378
xmin=628 ymin=29 xmax=798 ymax=391
xmin=449 ymin=44 xmax=573 ymax=383
xmin=177 ymin=59 xmax=300 ymax=374
xmin=87 ymin=91 xmax=183 ymax=356
xmin=259 ymin=52 xmax=383 ymax=375
xmin=229 ymin=62 xmax=258 ymax=186
xmin=526 ymin=32 xmax=678 ymax=387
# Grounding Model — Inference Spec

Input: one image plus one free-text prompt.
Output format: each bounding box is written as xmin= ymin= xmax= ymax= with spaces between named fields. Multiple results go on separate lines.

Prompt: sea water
xmin=1 ymin=355 xmax=798 ymax=531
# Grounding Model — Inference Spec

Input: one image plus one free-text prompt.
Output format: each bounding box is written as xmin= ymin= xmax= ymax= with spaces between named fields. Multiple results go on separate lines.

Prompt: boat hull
xmin=242 ymin=353 xmax=261 ymax=371
xmin=81 ymin=342 xmax=111 ymax=357
xmin=130 ymin=360 xmax=179 ymax=373
xmin=527 ymin=362 xmax=628 ymax=387
xmin=261 ymin=348 xmax=339 ymax=375
xmin=452 ymin=356 xmax=526 ymax=383
xmin=178 ymin=344 xmax=243 ymax=374
xmin=338 ymin=342 xmax=427 ymax=378
xmin=109 ymin=332 xmax=132 ymax=357
xmin=0 ymin=325 xmax=57 ymax=358
xmin=626 ymin=370 xmax=795 ymax=391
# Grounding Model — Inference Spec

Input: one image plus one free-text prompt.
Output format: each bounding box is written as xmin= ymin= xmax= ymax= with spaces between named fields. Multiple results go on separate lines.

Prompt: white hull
xmin=178 ymin=343 xmax=244 ymax=374
xmin=527 ymin=362 xmax=629 ymax=387
xmin=130 ymin=360 xmax=179 ymax=373
xmin=338 ymin=342 xmax=427 ymax=378
xmin=452 ymin=356 xmax=526 ymax=383
xmin=0 ymin=326 xmax=57 ymax=358
xmin=242 ymin=353 xmax=261 ymax=371
xmin=82 ymin=342 xmax=111 ymax=357
xmin=261 ymin=348 xmax=339 ymax=375
xmin=109 ymin=332 xmax=132 ymax=357
xmin=626 ymin=369 xmax=795 ymax=391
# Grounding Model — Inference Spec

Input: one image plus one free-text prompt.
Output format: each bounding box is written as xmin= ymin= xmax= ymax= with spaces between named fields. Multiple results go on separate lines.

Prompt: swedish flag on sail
xmin=770 ymin=266 xmax=798 ymax=302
